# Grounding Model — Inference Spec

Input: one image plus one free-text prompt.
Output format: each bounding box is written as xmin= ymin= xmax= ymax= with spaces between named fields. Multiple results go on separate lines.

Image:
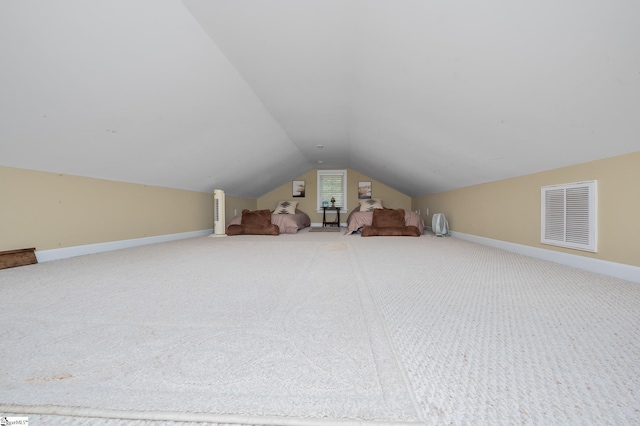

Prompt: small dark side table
xmin=322 ymin=206 xmax=341 ymax=227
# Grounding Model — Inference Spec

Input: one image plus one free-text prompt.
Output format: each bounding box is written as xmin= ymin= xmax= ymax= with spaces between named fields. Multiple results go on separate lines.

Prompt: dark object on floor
xmin=227 ymin=209 xmax=280 ymax=236
xmin=0 ymin=247 xmax=38 ymax=270
xmin=309 ymin=227 xmax=341 ymax=233
xmin=361 ymin=209 xmax=421 ymax=237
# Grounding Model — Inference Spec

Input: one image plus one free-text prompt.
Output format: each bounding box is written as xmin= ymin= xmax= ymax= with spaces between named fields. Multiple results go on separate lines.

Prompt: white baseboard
xmin=36 ymin=229 xmax=214 ymax=263
xmin=450 ymin=231 xmax=640 ymax=284
xmin=35 ymin=228 xmax=639 ymax=283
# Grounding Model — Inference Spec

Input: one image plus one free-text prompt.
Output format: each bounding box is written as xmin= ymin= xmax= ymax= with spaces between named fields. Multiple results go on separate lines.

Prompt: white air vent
xmin=541 ymin=180 xmax=597 ymax=252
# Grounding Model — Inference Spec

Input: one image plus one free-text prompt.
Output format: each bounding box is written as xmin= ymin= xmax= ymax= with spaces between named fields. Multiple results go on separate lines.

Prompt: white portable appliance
xmin=211 ymin=189 xmax=227 ymax=237
xmin=432 ymin=213 xmax=449 ymax=237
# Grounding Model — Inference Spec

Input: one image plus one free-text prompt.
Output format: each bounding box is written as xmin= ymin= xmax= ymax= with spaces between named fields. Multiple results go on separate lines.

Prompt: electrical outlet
xmin=426 ymin=208 xmax=429 ymax=216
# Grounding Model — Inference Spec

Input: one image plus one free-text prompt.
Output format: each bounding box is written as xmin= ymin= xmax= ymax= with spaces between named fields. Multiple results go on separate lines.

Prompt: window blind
xmin=317 ymin=170 xmax=347 ymax=210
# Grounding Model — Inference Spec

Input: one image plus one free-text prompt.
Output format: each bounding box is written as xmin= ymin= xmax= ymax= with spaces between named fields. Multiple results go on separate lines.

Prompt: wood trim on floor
xmin=0 ymin=247 xmax=37 ymax=270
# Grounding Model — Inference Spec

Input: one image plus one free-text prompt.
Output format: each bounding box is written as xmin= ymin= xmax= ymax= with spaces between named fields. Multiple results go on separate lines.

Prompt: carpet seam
xmin=346 ymin=243 xmax=426 ymax=423
xmin=0 ymin=404 xmax=424 ymax=426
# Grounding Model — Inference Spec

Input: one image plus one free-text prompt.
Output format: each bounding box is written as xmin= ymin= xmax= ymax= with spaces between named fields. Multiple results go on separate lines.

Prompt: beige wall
xmin=258 ymin=168 xmax=411 ymax=224
xmin=0 ymin=166 xmax=213 ymax=252
xmin=225 ymin=195 xmax=257 ymax=222
xmin=412 ymin=151 xmax=640 ymax=267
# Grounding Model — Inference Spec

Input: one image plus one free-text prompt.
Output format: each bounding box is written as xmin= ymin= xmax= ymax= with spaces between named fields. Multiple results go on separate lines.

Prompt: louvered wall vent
xmin=541 ymin=180 xmax=597 ymax=252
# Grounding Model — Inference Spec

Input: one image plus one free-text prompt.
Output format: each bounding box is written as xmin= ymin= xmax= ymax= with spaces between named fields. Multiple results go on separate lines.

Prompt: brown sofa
xmin=226 ymin=209 xmax=280 ymax=236
xmin=361 ymin=208 xmax=421 ymax=237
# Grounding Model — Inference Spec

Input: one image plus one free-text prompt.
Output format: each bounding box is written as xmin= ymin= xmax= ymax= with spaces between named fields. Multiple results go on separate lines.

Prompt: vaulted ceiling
xmin=2 ymin=1 xmax=638 ymax=198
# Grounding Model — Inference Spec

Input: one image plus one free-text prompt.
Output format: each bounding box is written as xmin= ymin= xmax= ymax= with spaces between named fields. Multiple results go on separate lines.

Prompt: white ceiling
xmin=1 ymin=1 xmax=639 ymax=198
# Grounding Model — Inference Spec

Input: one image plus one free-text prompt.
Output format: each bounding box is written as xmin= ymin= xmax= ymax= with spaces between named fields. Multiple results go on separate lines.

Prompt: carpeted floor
xmin=1 ymin=231 xmax=639 ymax=425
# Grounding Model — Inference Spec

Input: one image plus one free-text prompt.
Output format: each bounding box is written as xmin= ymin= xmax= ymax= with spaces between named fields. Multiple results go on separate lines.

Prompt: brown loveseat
xmin=226 ymin=209 xmax=280 ymax=236
xmin=361 ymin=208 xmax=421 ymax=237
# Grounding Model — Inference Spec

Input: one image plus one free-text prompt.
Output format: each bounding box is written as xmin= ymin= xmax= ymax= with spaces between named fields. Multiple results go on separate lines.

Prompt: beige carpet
xmin=1 ymin=232 xmax=639 ymax=425
xmin=0 ymin=235 xmax=421 ymax=425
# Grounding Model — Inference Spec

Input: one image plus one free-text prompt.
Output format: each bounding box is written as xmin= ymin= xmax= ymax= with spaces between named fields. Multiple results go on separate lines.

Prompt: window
xmin=317 ymin=170 xmax=347 ymax=211
xmin=541 ymin=180 xmax=597 ymax=252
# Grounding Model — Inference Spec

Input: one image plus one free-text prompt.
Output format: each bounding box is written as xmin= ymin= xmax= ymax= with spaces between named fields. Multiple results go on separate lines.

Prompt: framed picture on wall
xmin=293 ymin=180 xmax=306 ymax=198
xmin=358 ymin=181 xmax=372 ymax=199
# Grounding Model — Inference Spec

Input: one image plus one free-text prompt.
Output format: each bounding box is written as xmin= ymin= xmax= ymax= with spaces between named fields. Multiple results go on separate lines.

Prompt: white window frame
xmin=317 ymin=169 xmax=347 ymax=213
